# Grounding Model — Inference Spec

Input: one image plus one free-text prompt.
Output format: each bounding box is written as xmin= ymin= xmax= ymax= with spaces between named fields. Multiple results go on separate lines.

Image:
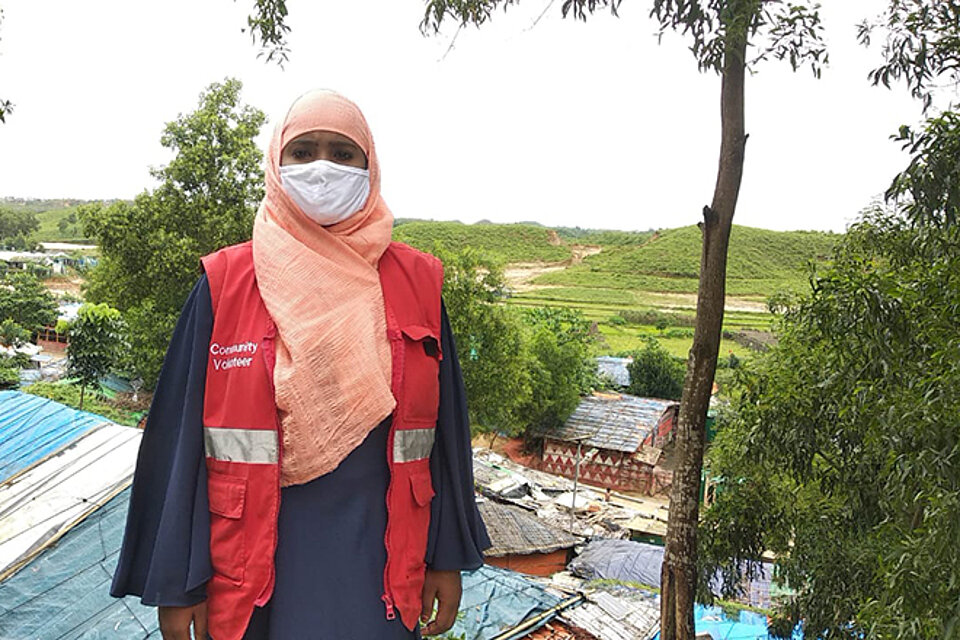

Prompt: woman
xmin=111 ymin=90 xmax=490 ymax=640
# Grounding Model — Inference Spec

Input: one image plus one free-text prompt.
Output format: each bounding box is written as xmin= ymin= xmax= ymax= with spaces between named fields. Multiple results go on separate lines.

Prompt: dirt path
xmin=503 ymin=245 xmax=601 ymax=293
xmin=44 ymin=275 xmax=84 ymax=297
xmin=639 ymin=292 xmax=768 ymax=313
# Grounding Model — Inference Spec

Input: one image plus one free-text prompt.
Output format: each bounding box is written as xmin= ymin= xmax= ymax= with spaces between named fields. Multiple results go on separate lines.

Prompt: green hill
xmin=529 ymin=225 xmax=837 ymax=297
xmin=393 ymin=220 xmax=572 ymax=263
xmin=34 ymin=206 xmax=92 ymax=243
xmin=553 ymin=227 xmax=656 ymax=246
xmin=1 ymin=198 xmax=95 ymax=243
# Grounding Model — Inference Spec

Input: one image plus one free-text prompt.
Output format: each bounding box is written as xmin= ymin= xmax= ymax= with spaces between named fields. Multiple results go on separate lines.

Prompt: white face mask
xmin=279 ymin=159 xmax=371 ymax=226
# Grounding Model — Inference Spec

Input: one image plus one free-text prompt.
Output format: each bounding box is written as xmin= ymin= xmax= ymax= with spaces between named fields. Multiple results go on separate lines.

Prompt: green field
xmin=394 ymin=220 xmax=572 ymax=263
xmin=595 ymin=326 xmax=754 ymax=359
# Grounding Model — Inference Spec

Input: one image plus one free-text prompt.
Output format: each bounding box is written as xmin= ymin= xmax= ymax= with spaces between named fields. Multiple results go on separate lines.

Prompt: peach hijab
xmin=252 ymin=90 xmax=396 ymax=487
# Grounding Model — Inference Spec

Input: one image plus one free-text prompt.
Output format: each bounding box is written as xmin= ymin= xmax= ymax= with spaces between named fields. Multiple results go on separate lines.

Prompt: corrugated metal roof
xmin=535 ymin=394 xmax=677 ymax=453
xmin=559 ymin=588 xmax=660 ymax=640
xmin=480 ymin=500 xmax=580 ymax=557
xmin=0 ymin=391 xmax=110 ymax=483
xmin=0 ymin=423 xmax=141 ymax=580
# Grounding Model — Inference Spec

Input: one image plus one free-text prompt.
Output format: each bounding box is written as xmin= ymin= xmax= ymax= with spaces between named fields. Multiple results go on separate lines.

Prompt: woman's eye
xmin=333 ymin=150 xmax=353 ymax=162
xmin=292 ymin=149 xmax=312 ymax=160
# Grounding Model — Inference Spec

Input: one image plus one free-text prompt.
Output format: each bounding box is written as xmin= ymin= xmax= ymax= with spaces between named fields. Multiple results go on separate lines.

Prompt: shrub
xmin=618 ymin=308 xmax=696 ymax=328
xmin=626 ymin=340 xmax=685 ymax=400
xmin=0 ymin=365 xmax=19 ymax=389
xmin=23 ymin=382 xmax=140 ymax=426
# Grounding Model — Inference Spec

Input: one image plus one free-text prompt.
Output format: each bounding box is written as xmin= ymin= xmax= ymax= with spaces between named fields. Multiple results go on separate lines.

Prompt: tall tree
xmin=416 ymin=2 xmax=825 ymax=637
xmin=0 ymin=272 xmax=58 ymax=334
xmin=0 ymin=207 xmax=39 ymax=247
xmin=81 ymin=79 xmax=265 ymax=386
xmin=434 ymin=245 xmax=533 ymax=436
xmin=67 ymin=303 xmax=124 ymax=410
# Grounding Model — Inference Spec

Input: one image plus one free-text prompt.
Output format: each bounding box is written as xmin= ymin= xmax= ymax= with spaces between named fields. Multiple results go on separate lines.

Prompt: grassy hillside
xmin=1 ymin=198 xmax=95 ymax=242
xmin=527 ymin=225 xmax=837 ymax=298
xmin=553 ymin=227 xmax=656 ymax=246
xmin=388 ymin=219 xmax=825 ymax=358
xmin=34 ymin=206 xmax=91 ymax=242
xmin=393 ymin=220 xmax=572 ymax=263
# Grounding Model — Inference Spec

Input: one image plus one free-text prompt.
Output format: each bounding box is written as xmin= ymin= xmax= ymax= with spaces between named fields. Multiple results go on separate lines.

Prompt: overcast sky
xmin=0 ymin=0 xmax=945 ymax=232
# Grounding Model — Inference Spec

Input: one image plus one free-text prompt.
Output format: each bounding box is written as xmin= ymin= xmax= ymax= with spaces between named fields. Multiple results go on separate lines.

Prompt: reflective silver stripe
xmin=394 ymin=428 xmax=435 ymax=463
xmin=204 ymin=427 xmax=278 ymax=464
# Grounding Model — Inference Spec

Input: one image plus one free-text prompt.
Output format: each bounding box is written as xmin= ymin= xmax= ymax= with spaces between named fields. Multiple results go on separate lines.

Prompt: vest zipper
xmin=382 ymin=423 xmax=397 ymax=621
xmin=381 ymin=593 xmax=397 ymax=621
xmin=382 ymin=319 xmax=402 ymax=623
xmin=256 ymin=320 xmax=282 ymax=607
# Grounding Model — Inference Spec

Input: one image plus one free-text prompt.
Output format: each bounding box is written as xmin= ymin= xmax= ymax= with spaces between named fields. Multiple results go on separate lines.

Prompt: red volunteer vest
xmin=200 ymin=241 xmax=444 ymax=640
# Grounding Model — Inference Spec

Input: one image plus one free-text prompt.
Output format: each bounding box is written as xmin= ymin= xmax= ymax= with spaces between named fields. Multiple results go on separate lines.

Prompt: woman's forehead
xmin=280 ymin=91 xmax=372 ymax=153
xmin=285 ymin=130 xmax=362 ymax=148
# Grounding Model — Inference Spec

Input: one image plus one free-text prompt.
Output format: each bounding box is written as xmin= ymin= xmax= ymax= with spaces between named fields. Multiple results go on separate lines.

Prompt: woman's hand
xmin=158 ymin=601 xmax=208 ymax=640
xmin=419 ymin=569 xmax=462 ymax=636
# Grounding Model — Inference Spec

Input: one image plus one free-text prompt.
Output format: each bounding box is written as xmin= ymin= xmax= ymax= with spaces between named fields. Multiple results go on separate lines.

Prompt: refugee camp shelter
xmin=534 ymin=393 xmax=678 ymax=494
xmin=472 ymin=448 xmax=646 ymax=541
xmin=0 ymin=391 xmax=156 ymax=637
xmin=479 ymin=499 xmax=580 ymax=576
xmin=0 ymin=250 xmax=68 ymax=276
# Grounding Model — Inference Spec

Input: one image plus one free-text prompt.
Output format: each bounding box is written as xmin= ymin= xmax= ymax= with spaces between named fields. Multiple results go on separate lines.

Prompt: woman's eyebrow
xmin=329 ymin=140 xmax=360 ymax=149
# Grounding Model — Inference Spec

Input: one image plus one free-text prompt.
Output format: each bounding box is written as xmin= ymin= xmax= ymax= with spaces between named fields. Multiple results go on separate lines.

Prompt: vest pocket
xmin=208 ymin=470 xmax=247 ymax=585
xmin=410 ymin=469 xmax=436 ymax=507
xmin=399 ymin=326 xmax=441 ymax=426
xmin=401 ymin=471 xmax=434 ymax=579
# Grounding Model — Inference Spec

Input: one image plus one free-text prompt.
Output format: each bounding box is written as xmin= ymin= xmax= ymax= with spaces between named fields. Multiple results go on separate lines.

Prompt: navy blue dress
xmin=110 ymin=277 xmax=490 ymax=639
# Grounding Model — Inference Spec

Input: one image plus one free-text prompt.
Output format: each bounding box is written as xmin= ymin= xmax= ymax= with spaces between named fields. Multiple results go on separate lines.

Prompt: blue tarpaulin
xmin=0 ymin=390 xmax=110 ymax=482
xmin=0 ymin=487 xmax=160 ymax=639
xmin=572 ymin=540 xmax=804 ymax=639
xmin=570 ymin=539 xmax=779 ymax=609
xmin=652 ymin=605 xmax=803 ymax=640
xmin=451 ymin=564 xmax=562 ymax=640
xmin=568 ymin=538 xmax=665 ymax=588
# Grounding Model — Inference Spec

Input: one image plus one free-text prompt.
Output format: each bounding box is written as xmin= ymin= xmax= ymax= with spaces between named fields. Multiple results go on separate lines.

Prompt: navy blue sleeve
xmin=110 ymin=276 xmax=213 ymax=607
xmin=426 ymin=302 xmax=492 ymax=571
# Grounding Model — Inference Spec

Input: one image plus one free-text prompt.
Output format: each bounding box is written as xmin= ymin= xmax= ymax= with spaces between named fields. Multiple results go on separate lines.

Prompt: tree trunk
xmin=659 ymin=30 xmax=748 ymax=640
xmin=79 ymin=384 xmax=85 ymax=411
